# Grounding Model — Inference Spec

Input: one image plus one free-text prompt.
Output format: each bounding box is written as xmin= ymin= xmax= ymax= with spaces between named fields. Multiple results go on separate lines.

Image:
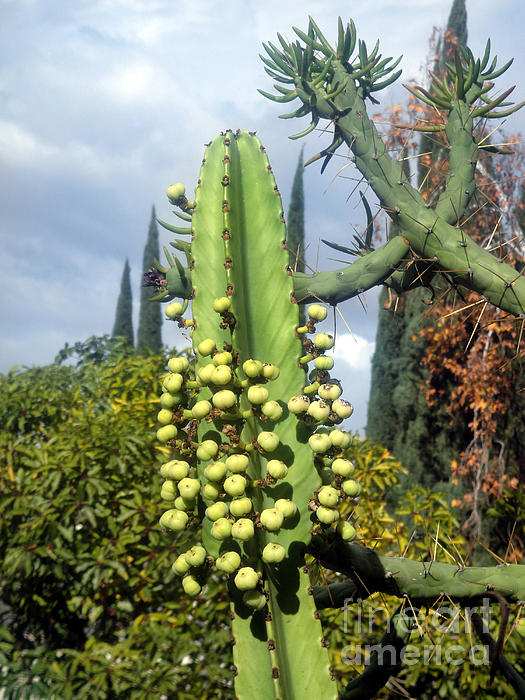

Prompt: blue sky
xmin=1 ymin=0 xmax=524 ymax=430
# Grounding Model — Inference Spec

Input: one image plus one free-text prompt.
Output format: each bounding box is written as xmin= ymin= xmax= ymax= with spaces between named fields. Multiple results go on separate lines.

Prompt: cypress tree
xmin=287 ymin=147 xmax=305 ymax=273
xmin=112 ymin=258 xmax=134 ymax=346
xmin=136 ymin=206 xmax=163 ymax=355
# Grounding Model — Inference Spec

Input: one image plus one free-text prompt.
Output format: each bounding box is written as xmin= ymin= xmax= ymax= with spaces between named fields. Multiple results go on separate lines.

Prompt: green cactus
xmin=148 ymin=18 xmax=525 ymax=700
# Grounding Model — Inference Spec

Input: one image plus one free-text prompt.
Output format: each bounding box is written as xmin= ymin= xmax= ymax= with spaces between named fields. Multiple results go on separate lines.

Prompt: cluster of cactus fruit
xmin=144 ymin=17 xmax=525 ymax=700
xmin=157 ymin=298 xmax=360 ymax=606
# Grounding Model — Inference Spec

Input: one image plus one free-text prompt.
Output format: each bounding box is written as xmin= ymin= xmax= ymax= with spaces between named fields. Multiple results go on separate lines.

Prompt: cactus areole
xmin=149 ymin=17 xmax=525 ymax=700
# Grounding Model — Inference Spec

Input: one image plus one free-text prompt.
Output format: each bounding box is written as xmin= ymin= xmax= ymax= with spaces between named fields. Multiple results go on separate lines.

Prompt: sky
xmin=1 ymin=0 xmax=524 ymax=431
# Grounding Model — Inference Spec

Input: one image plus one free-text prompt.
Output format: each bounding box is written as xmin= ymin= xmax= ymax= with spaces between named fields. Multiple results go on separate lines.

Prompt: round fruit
xmin=308 ymin=304 xmax=328 ymax=321
xmin=288 ymin=395 xmax=310 ymax=414
xmin=234 ymin=566 xmax=259 ymax=591
xmin=275 ymin=499 xmax=297 ymax=519
xmin=159 ymin=509 xmax=188 ymax=531
xmin=247 ymin=385 xmax=269 ymax=405
xmin=197 ymin=338 xmax=216 ymax=356
xmin=262 ymin=542 xmax=286 ymax=564
xmin=243 ymin=590 xmax=267 ymax=610
xmin=212 ymin=389 xmax=237 ymax=410
xmin=211 ymin=517 xmax=233 ymax=540
xmin=213 ymin=351 xmax=233 ymax=366
xmin=163 ymin=373 xmax=183 ymax=394
xmin=160 ymin=480 xmax=177 ymax=501
xmin=338 ymin=522 xmax=357 ymax=541
xmin=157 ymin=409 xmax=173 ymax=426
xmin=212 ymin=365 xmax=232 ymax=385
xmin=204 ymin=461 xmax=227 ymax=482
xmin=166 ymin=182 xmax=186 ymax=202
xmin=160 ymin=460 xmax=189 ymax=480
xmin=215 ymin=551 xmax=241 ymax=573
xmin=167 ymin=356 xmax=189 ymax=373
xmin=318 ymin=383 xmax=342 ymax=401
xmin=318 ymin=486 xmax=340 ymax=508
xmin=185 ymin=545 xmax=207 ymax=567
xmin=329 ymin=430 xmax=351 ymax=448
xmin=308 ymin=433 xmax=332 ymax=454
xmin=212 ymin=297 xmax=231 ymax=313
xmin=342 ymin=479 xmax=362 ymax=497
xmin=261 ymin=363 xmax=280 ymax=380
xmin=192 ymin=400 xmax=212 ymax=419
xmin=197 ymin=364 xmax=215 ymax=386
xmin=266 ymin=459 xmax=288 ymax=480
xmin=314 ymin=333 xmax=334 ymax=350
xmin=257 ymin=431 xmax=279 ymax=452
xmin=260 ymin=508 xmax=284 ymax=532
xmin=331 ymin=458 xmax=355 ymax=477
xmin=223 ymin=474 xmax=247 ymax=497
xmin=225 ymin=454 xmax=250 ymax=473
xmin=307 ymin=400 xmax=331 ymax=421
xmin=196 ymin=440 xmax=219 ymax=461
xmin=242 ymin=359 xmax=262 ymax=378
xmin=171 ymin=554 xmax=191 ymax=575
xmin=261 ymin=401 xmax=283 ymax=421
xmin=178 ymin=478 xmax=201 ymax=500
xmin=316 ymin=506 xmax=339 ymax=524
xmin=165 ymin=302 xmax=184 ymax=319
xmin=202 ymin=482 xmax=220 ymax=500
xmin=205 ymin=502 xmax=229 ymax=521
xmin=156 ymin=425 xmax=177 ymax=443
xmin=231 ymin=518 xmax=255 ymax=541
xmin=160 ymin=392 xmax=180 ymax=409
xmin=174 ymin=496 xmax=195 ymax=511
xmin=182 ymin=574 xmax=201 ymax=596
xmin=332 ymin=399 xmax=354 ymax=419
xmin=229 ymin=497 xmax=252 ymax=517
xmin=314 ymin=356 xmax=334 ymax=370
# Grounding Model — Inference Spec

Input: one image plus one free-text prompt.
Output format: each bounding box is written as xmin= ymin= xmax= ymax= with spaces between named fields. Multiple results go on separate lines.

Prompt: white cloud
xmin=331 ymin=332 xmax=375 ymax=371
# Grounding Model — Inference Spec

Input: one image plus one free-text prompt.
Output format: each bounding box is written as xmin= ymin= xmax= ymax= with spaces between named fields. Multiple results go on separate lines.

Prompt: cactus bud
xmin=212 ymin=389 xmax=237 ymax=410
xmin=275 ymin=498 xmax=297 ymax=519
xmin=329 ymin=430 xmax=351 ymax=448
xmin=197 ymin=338 xmax=216 ymax=356
xmin=212 ymin=365 xmax=232 ymax=386
xmin=174 ymin=496 xmax=195 ymax=511
xmin=159 ymin=509 xmax=188 ymax=531
xmin=314 ymin=356 xmax=334 ymax=370
xmin=160 ymin=392 xmax=180 ymax=409
xmin=308 ymin=433 xmax=332 ymax=454
xmin=166 ymin=183 xmax=186 ymax=202
xmin=257 ymin=431 xmax=280 ymax=452
xmin=262 ymin=542 xmax=286 ymax=564
xmin=316 ymin=506 xmax=339 ymax=524
xmin=157 ymin=409 xmax=174 ymax=426
xmin=196 ymin=440 xmax=219 ymax=461
xmin=242 ymin=359 xmax=263 ymax=378
xmin=332 ymin=399 xmax=354 ymax=419
xmin=156 ymin=424 xmax=177 ymax=443
xmin=260 ymin=508 xmax=284 ymax=531
xmin=243 ymin=590 xmax=267 ymax=610
xmin=266 ymin=459 xmax=288 ymax=479
xmin=231 ymin=518 xmax=255 ymax=541
xmin=331 ymin=458 xmax=355 ymax=477
xmin=225 ymin=454 xmax=250 ymax=473
xmin=288 ymin=395 xmax=310 ymax=414
xmin=205 ymin=501 xmax=229 ymax=521
xmin=318 ymin=486 xmax=340 ymax=508
xmin=178 ymin=477 xmax=201 ymax=500
xmin=337 ymin=521 xmax=357 ymax=541
xmin=204 ymin=461 xmax=227 ymax=482
xmin=342 ymin=479 xmax=362 ymax=497
xmin=314 ymin=333 xmax=334 ymax=350
xmin=247 ymin=385 xmax=269 ymax=405
xmin=163 ymin=373 xmax=184 ymax=394
xmin=160 ymin=480 xmax=177 ymax=501
xmin=197 ymin=364 xmax=216 ymax=386
xmin=185 ymin=545 xmax=207 ymax=567
xmin=229 ymin=497 xmax=253 ymax=517
xmin=182 ymin=574 xmax=201 ymax=596
xmin=213 ymin=351 xmax=233 ymax=366
xmin=318 ymin=383 xmax=342 ymax=401
xmin=167 ymin=356 xmax=189 ymax=373
xmin=261 ymin=400 xmax=283 ymax=421
xmin=172 ymin=553 xmax=191 ymax=575
xmin=261 ymin=363 xmax=280 ymax=380
xmin=307 ymin=400 xmax=331 ymax=421
xmin=216 ymin=551 xmax=241 ymax=573
xmin=192 ymin=400 xmax=212 ymax=419
xmin=223 ymin=474 xmax=247 ymax=497
xmin=202 ymin=482 xmax=221 ymax=500
xmin=211 ymin=517 xmax=233 ymax=540
xmin=308 ymin=304 xmax=328 ymax=321
xmin=234 ymin=566 xmax=259 ymax=591
xmin=160 ymin=460 xmax=190 ymax=480
xmin=165 ymin=302 xmax=184 ymax=319
xmin=212 ymin=296 xmax=231 ymax=313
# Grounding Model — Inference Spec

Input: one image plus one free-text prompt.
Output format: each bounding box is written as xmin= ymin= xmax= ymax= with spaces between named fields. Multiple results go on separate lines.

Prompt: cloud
xmin=331 ymin=332 xmax=376 ymax=371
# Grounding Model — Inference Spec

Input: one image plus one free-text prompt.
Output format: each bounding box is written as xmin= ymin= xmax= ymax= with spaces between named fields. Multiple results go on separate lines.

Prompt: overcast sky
xmin=1 ymin=0 xmax=524 ymax=430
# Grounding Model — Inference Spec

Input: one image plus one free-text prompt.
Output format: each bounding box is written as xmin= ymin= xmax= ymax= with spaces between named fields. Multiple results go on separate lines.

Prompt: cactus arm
xmin=231 ymin=605 xmax=276 ymax=700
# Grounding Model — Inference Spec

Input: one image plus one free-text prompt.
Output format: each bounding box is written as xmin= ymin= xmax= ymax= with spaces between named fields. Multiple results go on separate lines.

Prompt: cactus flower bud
xmin=196 ymin=440 xmax=219 ymax=461
xmin=205 ymin=501 xmax=229 ymax=521
xmin=160 ymin=392 xmax=180 ymax=409
xmin=166 ymin=183 xmax=186 ymax=202
xmin=247 ymin=385 xmax=269 ymax=405
xmin=234 ymin=566 xmax=259 ymax=591
xmin=262 ymin=542 xmax=286 ymax=564
xmin=314 ymin=356 xmax=334 ymax=370
xmin=318 ymin=486 xmax=340 ymax=508
xmin=211 ymin=517 xmax=233 ymax=540
xmin=261 ymin=363 xmax=280 ymax=380
xmin=307 ymin=400 xmax=331 ymax=421
xmin=242 ymin=359 xmax=262 ymax=378
xmin=213 ymin=351 xmax=233 ymax=366
xmin=202 ymin=482 xmax=221 ymax=500
xmin=192 ymin=400 xmax=212 ymax=419
xmin=337 ymin=521 xmax=357 ymax=541
xmin=212 ymin=296 xmax=231 ymax=313
xmin=329 ymin=430 xmax=351 ymax=448
xmin=157 ymin=409 xmax=174 ymax=426
xmin=163 ymin=373 xmax=184 ymax=394
xmin=225 ymin=454 xmax=250 ymax=473
xmin=275 ymin=499 xmax=297 ymax=519
xmin=178 ymin=477 xmax=201 ymax=500
xmin=197 ymin=364 xmax=216 ymax=386
xmin=156 ymin=424 xmax=177 ymax=443
xmin=160 ymin=480 xmax=177 ymax=501
xmin=167 ymin=356 xmax=189 ymax=373
xmin=342 ymin=479 xmax=362 ymax=497
xmin=160 ymin=460 xmax=190 ymax=480
xmin=261 ymin=400 xmax=283 ymax=421
xmin=332 ymin=399 xmax=354 ymax=419
xmin=260 ymin=508 xmax=284 ymax=532
xmin=314 ymin=333 xmax=334 ymax=350
xmin=216 ymin=551 xmax=241 ymax=573
xmin=211 ymin=365 xmax=232 ymax=385
xmin=197 ymin=338 xmax=216 ymax=356
xmin=204 ymin=461 xmax=227 ymax=482
xmin=172 ymin=554 xmax=191 ymax=575
xmin=266 ymin=459 xmax=288 ymax=479
xmin=318 ymin=383 xmax=342 ymax=401
xmin=165 ymin=302 xmax=184 ymax=319
xmin=212 ymin=389 xmax=237 ymax=410
xmin=331 ymin=458 xmax=355 ymax=477
xmin=185 ymin=545 xmax=207 ymax=567
xmin=308 ymin=433 xmax=332 ymax=454
xmin=175 ymin=496 xmax=195 ymax=511
xmin=231 ymin=518 xmax=255 ymax=541
xmin=308 ymin=304 xmax=328 ymax=321
xmin=316 ymin=506 xmax=339 ymax=524
xmin=223 ymin=474 xmax=247 ymax=497
xmin=257 ymin=431 xmax=280 ymax=452
xmin=159 ymin=509 xmax=188 ymax=531
xmin=229 ymin=497 xmax=253 ymax=517
xmin=243 ymin=590 xmax=267 ymax=610
xmin=182 ymin=574 xmax=201 ymax=596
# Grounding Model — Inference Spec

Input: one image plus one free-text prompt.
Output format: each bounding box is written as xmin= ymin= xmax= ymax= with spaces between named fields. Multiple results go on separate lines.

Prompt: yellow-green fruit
xmin=331 ymin=458 xmax=355 ymax=477
xmin=332 ymin=399 xmax=354 ymax=419
xmin=242 ymin=359 xmax=262 ymax=378
xmin=157 ymin=409 xmax=173 ymax=426
xmin=234 ymin=566 xmax=259 ymax=591
xmin=178 ymin=477 xmax=201 ymax=500
xmin=160 ymin=460 xmax=189 ymax=480
xmin=165 ymin=301 xmax=184 ymax=319
xmin=213 ymin=351 xmax=233 ymax=366
xmin=342 ymin=479 xmax=362 ymax=497
xmin=318 ymin=486 xmax=340 ymax=508
xmin=314 ymin=333 xmax=334 ymax=350
xmin=196 ymin=440 xmax=219 ymax=461
xmin=275 ymin=499 xmax=297 ymax=519
xmin=185 ymin=545 xmax=207 ymax=567
xmin=308 ymin=433 xmax=332 ymax=454
xmin=262 ymin=542 xmax=286 ymax=564
xmin=182 ymin=574 xmax=201 ymax=596
xmin=160 ymin=480 xmax=177 ymax=501
xmin=211 ymin=517 xmax=233 ymax=540
xmin=205 ymin=502 xmax=229 ymax=521
xmin=174 ymin=496 xmax=195 ymax=511
xmin=257 ymin=431 xmax=279 ymax=452
xmin=337 ymin=521 xmax=357 ymax=541
xmin=243 ymin=590 xmax=267 ymax=610
xmin=288 ymin=395 xmax=310 ymax=414
xmin=212 ymin=365 xmax=232 ymax=385
xmin=266 ymin=459 xmax=288 ymax=480
xmin=223 ymin=474 xmax=247 ymax=497
xmin=260 ymin=508 xmax=284 ymax=532
xmin=160 ymin=392 xmax=180 ymax=409
xmin=212 ymin=389 xmax=237 ymax=410
xmin=247 ymin=385 xmax=269 ymax=405
xmin=316 ymin=506 xmax=339 ymax=524
xmin=261 ymin=400 xmax=283 ymax=421
xmin=225 ymin=454 xmax=250 ymax=473
xmin=192 ymin=400 xmax=212 ymax=419
xmin=308 ymin=304 xmax=327 ymax=321
xmin=314 ymin=356 xmax=334 ymax=370
xmin=202 ymin=482 xmax=221 ymax=500
xmin=166 ymin=182 xmax=186 ymax=202
xmin=197 ymin=338 xmax=216 ymax=356
xmin=231 ymin=518 xmax=255 ymax=541
xmin=204 ymin=461 xmax=227 ymax=482
xmin=229 ymin=497 xmax=252 ymax=517
xmin=157 ymin=425 xmax=177 ymax=443
xmin=167 ymin=356 xmax=189 ymax=373
xmin=216 ymin=551 xmax=241 ymax=573
xmin=516 ymin=618 xmax=525 ymax=638
xmin=261 ymin=363 xmax=280 ymax=380
xmin=318 ymin=383 xmax=342 ymax=401
xmin=197 ymin=364 xmax=215 ymax=386
xmin=307 ymin=400 xmax=330 ymax=421
xmin=172 ymin=554 xmax=191 ymax=575
xmin=329 ymin=430 xmax=351 ymax=448
xmin=212 ymin=296 xmax=231 ymax=313
xmin=159 ymin=509 xmax=188 ymax=531
xmin=163 ymin=373 xmax=183 ymax=394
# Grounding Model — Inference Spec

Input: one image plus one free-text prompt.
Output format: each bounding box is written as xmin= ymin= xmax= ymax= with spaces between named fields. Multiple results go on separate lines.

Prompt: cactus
xmin=149 ymin=18 xmax=525 ymax=700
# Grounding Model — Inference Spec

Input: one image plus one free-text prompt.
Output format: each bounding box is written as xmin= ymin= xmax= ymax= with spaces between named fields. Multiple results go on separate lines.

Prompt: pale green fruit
xmin=288 ymin=395 xmax=310 ymax=414
xmin=243 ymin=590 xmax=267 ymax=610
xmin=331 ymin=458 xmax=355 ymax=477
xmin=166 ymin=182 xmax=186 ymax=202
xmin=163 ymin=373 xmax=183 ymax=394
xmin=212 ymin=297 xmax=231 ymax=313
xmin=165 ymin=302 xmax=184 ymax=319
xmin=308 ymin=304 xmax=328 ymax=321
xmin=261 ymin=542 xmax=286 ymax=564
xmin=215 ymin=551 xmax=241 ymax=573
xmin=247 ymin=385 xmax=269 ymax=405
xmin=212 ymin=390 xmax=237 ymax=410
xmin=213 ymin=351 xmax=233 ymax=366
xmin=160 ymin=480 xmax=177 ymax=501
xmin=212 ymin=365 xmax=232 ymax=386
xmin=202 ymin=482 xmax=221 ymax=500
xmin=157 ymin=409 xmax=174 ymax=426
xmin=266 ymin=459 xmax=288 ymax=480
xmin=196 ymin=440 xmax=219 ymax=461
xmin=185 ymin=545 xmax=207 ymax=567
xmin=261 ymin=401 xmax=283 ymax=421
xmin=314 ymin=333 xmax=334 ymax=350
xmin=160 ymin=392 xmax=180 ymax=409
xmin=225 ymin=454 xmax=249 ymax=473
xmin=167 ymin=356 xmax=189 ymax=373
xmin=316 ymin=506 xmax=339 ymax=524
xmin=160 ymin=460 xmax=189 ymax=480
xmin=234 ymin=566 xmax=259 ymax=591
xmin=211 ymin=517 xmax=233 ymax=540
xmin=159 ymin=509 xmax=188 ymax=531
xmin=257 ymin=431 xmax=279 ymax=452
xmin=231 ymin=518 xmax=255 ymax=541
xmin=178 ymin=477 xmax=201 ymax=500
xmin=261 ymin=363 xmax=280 ymax=380
xmin=156 ymin=425 xmax=177 ymax=443
xmin=332 ymin=399 xmax=354 ymax=419
xmin=260 ymin=508 xmax=284 ymax=532
xmin=242 ymin=359 xmax=262 ymax=378
xmin=223 ymin=474 xmax=247 ymax=497
xmin=197 ymin=364 xmax=215 ymax=386
xmin=318 ymin=486 xmax=340 ymax=508
xmin=337 ymin=521 xmax=357 ymax=541
xmin=172 ymin=554 xmax=191 ymax=575
xmin=197 ymin=338 xmax=216 ymax=356
xmin=205 ymin=502 xmax=229 ymax=521
xmin=275 ymin=499 xmax=297 ymax=519
xmin=329 ymin=430 xmax=351 ymax=448
xmin=204 ymin=461 xmax=227 ymax=482
xmin=307 ymin=401 xmax=331 ymax=421
xmin=229 ymin=497 xmax=252 ymax=517
xmin=314 ymin=356 xmax=334 ymax=370
xmin=174 ymin=496 xmax=195 ymax=511
xmin=192 ymin=400 xmax=212 ymax=419
xmin=318 ymin=383 xmax=342 ymax=401
xmin=308 ymin=433 xmax=332 ymax=454
xmin=516 ymin=618 xmax=525 ymax=638
xmin=182 ymin=574 xmax=201 ymax=596
xmin=342 ymin=479 xmax=362 ymax=498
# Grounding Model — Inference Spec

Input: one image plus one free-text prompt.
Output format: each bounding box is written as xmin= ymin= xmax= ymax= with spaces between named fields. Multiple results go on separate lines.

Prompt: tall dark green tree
xmin=137 ymin=206 xmax=163 ymax=355
xmin=287 ymin=148 xmax=306 ymax=326
xmin=112 ymin=258 xmax=134 ymax=346
xmin=367 ymin=0 xmax=468 ymax=488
